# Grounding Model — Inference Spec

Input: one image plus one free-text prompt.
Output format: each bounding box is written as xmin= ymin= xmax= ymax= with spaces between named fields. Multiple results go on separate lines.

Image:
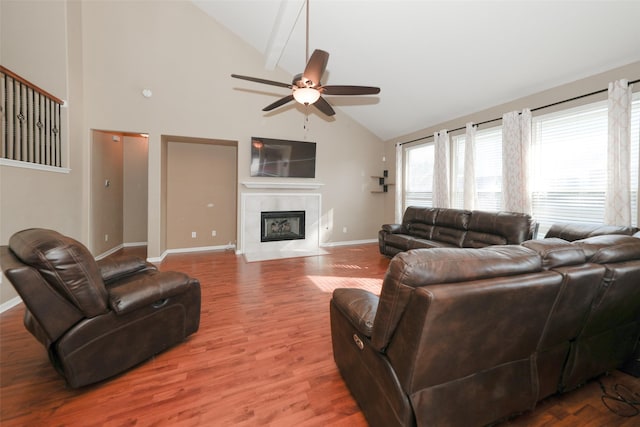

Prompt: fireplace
xmin=261 ymin=210 xmax=306 ymax=242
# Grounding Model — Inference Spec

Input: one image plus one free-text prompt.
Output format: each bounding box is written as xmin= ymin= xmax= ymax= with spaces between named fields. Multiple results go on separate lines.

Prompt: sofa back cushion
xmin=371 ymin=245 xmax=542 ymax=351
xmin=464 ymin=210 xmax=535 ymax=246
xmin=545 ymin=222 xmax=637 ymax=241
xmin=9 ymin=228 xmax=109 ymax=317
xmin=573 ymin=234 xmax=640 ymax=264
xmin=431 ymin=208 xmax=470 ymax=246
xmin=402 ymin=206 xmax=438 ymax=239
xmin=522 ymin=238 xmax=587 ymax=269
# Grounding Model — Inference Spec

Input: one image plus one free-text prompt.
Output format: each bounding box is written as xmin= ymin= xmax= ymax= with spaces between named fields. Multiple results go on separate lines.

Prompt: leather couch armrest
xmin=108 ymin=271 xmax=194 ymax=315
xmin=332 ymin=288 xmax=379 ymax=337
xmin=98 ymin=255 xmax=157 ymax=285
xmin=382 ymin=223 xmax=402 ymax=234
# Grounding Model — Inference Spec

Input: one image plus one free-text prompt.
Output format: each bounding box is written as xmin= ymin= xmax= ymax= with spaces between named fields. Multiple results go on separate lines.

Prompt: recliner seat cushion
xmin=9 ymin=228 xmax=109 ymax=317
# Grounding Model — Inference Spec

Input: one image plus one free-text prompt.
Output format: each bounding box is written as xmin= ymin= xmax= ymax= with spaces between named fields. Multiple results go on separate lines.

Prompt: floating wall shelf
xmin=371 ymin=170 xmax=394 ymax=193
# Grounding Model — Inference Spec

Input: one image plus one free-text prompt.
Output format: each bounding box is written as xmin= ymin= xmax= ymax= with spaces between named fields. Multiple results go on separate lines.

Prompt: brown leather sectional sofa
xmin=332 ymin=223 xmax=640 ymax=426
xmin=378 ymin=206 xmax=537 ymax=257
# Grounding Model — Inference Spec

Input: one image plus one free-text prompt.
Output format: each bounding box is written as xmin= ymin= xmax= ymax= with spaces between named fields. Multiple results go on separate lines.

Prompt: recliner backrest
xmin=431 ymin=208 xmax=470 ymax=247
xmin=371 ymin=245 xmax=543 ymax=351
xmin=465 ymin=210 xmax=536 ymax=246
xmin=560 ymin=234 xmax=640 ymax=390
xmin=545 ymin=222 xmax=637 ymax=241
xmin=372 ymin=245 xmax=561 ymax=427
xmin=9 ymin=228 xmax=109 ymax=318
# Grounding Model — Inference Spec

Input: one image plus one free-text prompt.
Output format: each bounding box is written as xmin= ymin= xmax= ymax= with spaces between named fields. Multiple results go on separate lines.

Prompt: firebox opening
xmin=261 ymin=210 xmax=306 ymax=242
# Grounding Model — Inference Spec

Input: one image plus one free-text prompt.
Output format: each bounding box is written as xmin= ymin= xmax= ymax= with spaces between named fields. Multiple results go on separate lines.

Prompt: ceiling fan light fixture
xmin=293 ymin=87 xmax=320 ymax=105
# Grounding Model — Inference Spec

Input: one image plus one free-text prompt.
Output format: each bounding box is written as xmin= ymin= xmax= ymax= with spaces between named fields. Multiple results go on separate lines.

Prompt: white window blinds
xmin=404 ymin=143 xmax=434 ymax=210
xmin=531 ymin=94 xmax=640 ymax=236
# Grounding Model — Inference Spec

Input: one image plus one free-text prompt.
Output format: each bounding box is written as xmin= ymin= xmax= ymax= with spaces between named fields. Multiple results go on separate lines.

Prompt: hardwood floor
xmin=1 ymin=244 xmax=638 ymax=426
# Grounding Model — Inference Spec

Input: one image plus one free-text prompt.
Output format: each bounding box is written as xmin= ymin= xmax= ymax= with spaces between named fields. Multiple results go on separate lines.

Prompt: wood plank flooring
xmin=1 ymin=243 xmax=639 ymax=426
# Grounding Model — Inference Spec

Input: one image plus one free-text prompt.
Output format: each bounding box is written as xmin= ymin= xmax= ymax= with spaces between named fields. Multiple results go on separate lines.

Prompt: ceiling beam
xmin=264 ymin=0 xmax=305 ymax=70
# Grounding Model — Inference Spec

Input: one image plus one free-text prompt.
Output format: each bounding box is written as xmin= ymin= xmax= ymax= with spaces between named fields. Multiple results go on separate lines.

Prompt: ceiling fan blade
xmin=321 ymin=85 xmax=381 ymax=95
xmin=313 ymin=96 xmax=335 ymax=116
xmin=231 ymin=74 xmax=292 ymax=89
xmin=302 ymin=49 xmax=329 ymax=87
xmin=262 ymin=95 xmax=295 ymax=111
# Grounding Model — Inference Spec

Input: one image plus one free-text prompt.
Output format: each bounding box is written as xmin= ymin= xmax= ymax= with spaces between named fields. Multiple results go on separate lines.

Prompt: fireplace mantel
xmin=242 ymin=181 xmax=324 ymax=190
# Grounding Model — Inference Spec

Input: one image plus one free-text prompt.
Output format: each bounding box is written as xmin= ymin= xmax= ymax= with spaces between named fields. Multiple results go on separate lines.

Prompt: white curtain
xmin=395 ymin=142 xmax=403 ymax=223
xmin=433 ymin=130 xmax=450 ymax=208
xmin=464 ymin=123 xmax=478 ymax=210
xmin=605 ymin=79 xmax=632 ymax=226
xmin=502 ymin=109 xmax=532 ymax=214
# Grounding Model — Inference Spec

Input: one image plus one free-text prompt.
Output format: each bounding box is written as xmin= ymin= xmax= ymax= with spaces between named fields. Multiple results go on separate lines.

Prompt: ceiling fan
xmin=230 ymin=1 xmax=380 ymax=117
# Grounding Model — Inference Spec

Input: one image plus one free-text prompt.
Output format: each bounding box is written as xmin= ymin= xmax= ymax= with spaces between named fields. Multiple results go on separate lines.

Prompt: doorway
xmin=90 ymin=130 xmax=149 ymax=257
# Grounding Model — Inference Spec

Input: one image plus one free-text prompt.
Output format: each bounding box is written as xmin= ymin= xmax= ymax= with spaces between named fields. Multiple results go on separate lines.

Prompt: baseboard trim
xmin=124 ymin=241 xmax=147 ymax=248
xmin=321 ymin=238 xmax=377 ymax=248
xmin=0 ymin=296 xmax=22 ymax=313
xmin=95 ymin=244 xmax=125 ymax=261
xmin=147 ymin=244 xmax=236 ymax=263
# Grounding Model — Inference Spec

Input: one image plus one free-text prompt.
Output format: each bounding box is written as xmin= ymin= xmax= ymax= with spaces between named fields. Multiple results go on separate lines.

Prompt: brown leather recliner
xmin=0 ymin=228 xmax=201 ymax=388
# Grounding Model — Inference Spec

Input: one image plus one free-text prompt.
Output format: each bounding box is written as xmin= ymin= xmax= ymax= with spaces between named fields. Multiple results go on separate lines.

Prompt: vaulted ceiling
xmin=194 ymin=0 xmax=640 ymax=141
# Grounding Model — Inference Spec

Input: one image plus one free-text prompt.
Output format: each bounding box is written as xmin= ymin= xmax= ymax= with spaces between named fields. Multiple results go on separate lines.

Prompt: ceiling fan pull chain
xmin=303 ymin=112 xmax=310 ymax=136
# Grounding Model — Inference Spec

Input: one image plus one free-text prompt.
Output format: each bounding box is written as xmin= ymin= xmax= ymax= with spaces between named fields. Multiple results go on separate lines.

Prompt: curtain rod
xmin=397 ymin=77 xmax=640 ymax=146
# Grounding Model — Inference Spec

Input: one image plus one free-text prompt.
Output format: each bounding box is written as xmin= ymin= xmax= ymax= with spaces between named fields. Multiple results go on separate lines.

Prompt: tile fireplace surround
xmin=240 ymin=192 xmax=326 ymax=262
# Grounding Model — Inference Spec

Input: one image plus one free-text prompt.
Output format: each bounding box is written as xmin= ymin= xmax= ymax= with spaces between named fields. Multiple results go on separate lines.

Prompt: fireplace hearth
xmin=261 ymin=210 xmax=306 ymax=242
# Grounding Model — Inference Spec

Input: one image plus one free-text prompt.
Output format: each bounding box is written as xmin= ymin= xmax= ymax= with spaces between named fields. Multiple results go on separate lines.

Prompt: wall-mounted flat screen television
xmin=250 ymin=137 xmax=316 ymax=178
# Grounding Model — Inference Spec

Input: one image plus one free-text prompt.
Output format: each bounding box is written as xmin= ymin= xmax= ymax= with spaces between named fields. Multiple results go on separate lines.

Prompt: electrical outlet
xmin=191 ymin=231 xmax=197 ymax=238
xmin=104 ymin=234 xmax=109 ymax=242
xmin=211 ymin=230 xmax=217 ymax=237
xmin=343 ymin=227 xmax=348 ymax=233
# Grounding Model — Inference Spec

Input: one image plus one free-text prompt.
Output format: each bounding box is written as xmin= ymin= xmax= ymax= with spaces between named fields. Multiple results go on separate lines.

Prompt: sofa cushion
xmin=545 ymin=223 xmax=637 ymax=241
xmin=468 ymin=210 xmax=535 ymax=244
xmin=434 ymin=208 xmax=470 ymax=229
xmin=403 ymin=206 xmax=438 ymax=226
xmin=462 ymin=230 xmax=507 ymax=248
xmin=408 ymin=238 xmax=457 ymax=250
xmin=406 ymin=222 xmax=433 ymax=240
xmin=573 ymin=235 xmax=640 ymax=264
xmin=9 ymin=228 xmax=109 ymax=317
xmin=522 ymin=238 xmax=586 ymax=269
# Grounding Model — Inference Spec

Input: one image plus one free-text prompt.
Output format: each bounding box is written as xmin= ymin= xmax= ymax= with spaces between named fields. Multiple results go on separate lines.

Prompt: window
xmin=404 ymin=143 xmax=434 ymax=210
xmin=451 ymin=126 xmax=502 ymax=211
xmin=402 ymin=92 xmax=639 ymax=235
xmin=631 ymin=94 xmax=640 ymax=225
xmin=531 ymin=93 xmax=640 ymax=236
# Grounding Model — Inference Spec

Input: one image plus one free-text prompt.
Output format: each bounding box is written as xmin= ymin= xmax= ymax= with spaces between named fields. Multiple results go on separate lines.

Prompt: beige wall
xmin=167 ymin=139 xmax=237 ymax=249
xmin=78 ymin=0 xmax=386 ymax=258
xmin=123 ymin=135 xmax=149 ymax=244
xmin=382 ymin=60 xmax=640 ymax=224
xmin=1 ymin=0 xmax=86 ymax=305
